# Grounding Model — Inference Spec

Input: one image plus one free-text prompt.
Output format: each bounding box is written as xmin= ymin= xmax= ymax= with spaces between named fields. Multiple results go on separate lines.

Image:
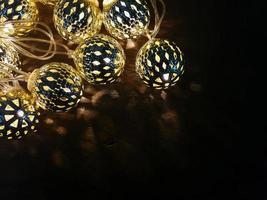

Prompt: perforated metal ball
xmin=73 ymin=34 xmax=125 ymax=85
xmin=0 ymin=89 xmax=40 ymax=140
xmin=103 ymin=0 xmax=150 ymax=40
xmin=27 ymin=62 xmax=84 ymax=112
xmin=0 ymin=0 xmax=39 ymax=36
xmin=0 ymin=39 xmax=20 ymax=78
xmin=136 ymin=39 xmax=185 ymax=90
xmin=53 ymin=0 xmax=102 ymax=44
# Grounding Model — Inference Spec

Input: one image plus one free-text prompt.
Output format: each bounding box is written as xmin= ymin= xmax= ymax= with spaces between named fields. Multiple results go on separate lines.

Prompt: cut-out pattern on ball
xmin=104 ymin=0 xmax=150 ymax=40
xmin=0 ymin=39 xmax=20 ymax=78
xmin=54 ymin=0 xmax=102 ymax=43
xmin=28 ymin=63 xmax=84 ymax=112
xmin=73 ymin=34 xmax=125 ymax=85
xmin=0 ymin=89 xmax=40 ymax=140
xmin=0 ymin=0 xmax=39 ymax=36
xmin=136 ymin=39 xmax=185 ymax=90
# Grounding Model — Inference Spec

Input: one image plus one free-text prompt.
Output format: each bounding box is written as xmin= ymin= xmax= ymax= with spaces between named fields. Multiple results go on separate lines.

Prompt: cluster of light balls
xmin=0 ymin=0 xmax=185 ymax=140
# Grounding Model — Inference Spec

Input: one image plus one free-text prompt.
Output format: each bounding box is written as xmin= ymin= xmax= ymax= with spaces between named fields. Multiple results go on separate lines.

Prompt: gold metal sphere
xmin=73 ymin=34 xmax=125 ymax=85
xmin=27 ymin=62 xmax=84 ymax=112
xmin=53 ymin=0 xmax=102 ymax=44
xmin=0 ymin=88 xmax=40 ymax=140
xmin=0 ymin=0 xmax=39 ymax=36
xmin=136 ymin=39 xmax=185 ymax=90
xmin=103 ymin=0 xmax=150 ymax=40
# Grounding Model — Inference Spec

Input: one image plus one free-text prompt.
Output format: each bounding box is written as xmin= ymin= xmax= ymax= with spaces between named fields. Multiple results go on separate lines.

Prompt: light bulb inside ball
xmin=0 ymin=89 xmax=40 ymax=140
xmin=17 ymin=110 xmax=25 ymax=118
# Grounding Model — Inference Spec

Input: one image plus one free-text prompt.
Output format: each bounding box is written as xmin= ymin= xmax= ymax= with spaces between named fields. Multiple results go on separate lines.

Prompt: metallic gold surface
xmin=28 ymin=62 xmax=84 ymax=112
xmin=53 ymin=0 xmax=102 ymax=43
xmin=0 ymin=2 xmax=241 ymax=198
xmin=0 ymin=39 xmax=20 ymax=78
xmin=136 ymin=38 xmax=184 ymax=90
xmin=73 ymin=34 xmax=125 ymax=85
xmin=0 ymin=88 xmax=39 ymax=140
xmin=0 ymin=0 xmax=39 ymax=36
xmin=103 ymin=0 xmax=150 ymax=40
xmin=103 ymin=0 xmax=118 ymax=11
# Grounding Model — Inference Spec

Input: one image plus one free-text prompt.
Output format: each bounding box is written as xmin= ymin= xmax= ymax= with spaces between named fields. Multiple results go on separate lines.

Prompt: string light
xmin=103 ymin=0 xmax=151 ymax=40
xmin=53 ymin=0 xmax=103 ymax=43
xmin=0 ymin=39 xmax=20 ymax=78
xmin=136 ymin=39 xmax=184 ymax=89
xmin=0 ymin=88 xmax=40 ymax=140
xmin=0 ymin=0 xmax=186 ymax=140
xmin=0 ymin=0 xmax=39 ymax=36
xmin=72 ymin=34 xmax=126 ymax=85
xmin=27 ymin=62 xmax=84 ymax=112
xmin=134 ymin=0 xmax=185 ymax=89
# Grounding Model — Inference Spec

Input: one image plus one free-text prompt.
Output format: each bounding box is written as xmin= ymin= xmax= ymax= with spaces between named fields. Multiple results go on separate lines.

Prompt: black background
xmin=0 ymin=0 xmax=256 ymax=199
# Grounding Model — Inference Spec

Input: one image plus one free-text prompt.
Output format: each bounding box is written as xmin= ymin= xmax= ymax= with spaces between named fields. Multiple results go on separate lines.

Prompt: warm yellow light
xmin=103 ymin=0 xmax=118 ymax=11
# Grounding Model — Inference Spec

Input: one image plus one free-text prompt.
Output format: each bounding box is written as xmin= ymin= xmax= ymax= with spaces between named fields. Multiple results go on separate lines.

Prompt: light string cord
xmin=0 ymin=61 xmax=29 ymax=89
xmin=0 ymin=20 xmax=73 ymax=59
xmin=0 ymin=67 xmax=24 ymax=91
xmin=0 ymin=20 xmax=73 ymax=84
xmin=0 ymin=20 xmax=56 ymax=60
xmin=12 ymin=36 xmax=72 ymax=57
xmin=0 ymin=62 xmax=28 ymax=76
xmin=146 ymin=0 xmax=166 ymax=39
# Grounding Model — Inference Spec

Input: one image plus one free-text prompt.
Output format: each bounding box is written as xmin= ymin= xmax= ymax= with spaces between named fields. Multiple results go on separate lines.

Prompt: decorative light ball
xmin=27 ymin=62 xmax=84 ymax=112
xmin=103 ymin=0 xmax=150 ymax=40
xmin=0 ymin=39 xmax=20 ymax=78
xmin=73 ymin=34 xmax=125 ymax=85
xmin=136 ymin=39 xmax=185 ymax=90
xmin=38 ymin=0 xmax=59 ymax=6
xmin=0 ymin=0 xmax=39 ymax=36
xmin=53 ymin=0 xmax=102 ymax=44
xmin=0 ymin=89 xmax=40 ymax=140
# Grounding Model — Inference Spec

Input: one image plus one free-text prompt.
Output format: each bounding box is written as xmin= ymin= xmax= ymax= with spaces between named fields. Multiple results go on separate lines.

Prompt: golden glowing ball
xmin=0 ymin=0 xmax=39 ymax=36
xmin=27 ymin=62 xmax=84 ymax=112
xmin=0 ymin=89 xmax=40 ymax=140
xmin=73 ymin=34 xmax=125 ymax=85
xmin=103 ymin=0 xmax=150 ymax=40
xmin=53 ymin=0 xmax=102 ymax=44
xmin=136 ymin=39 xmax=185 ymax=90
xmin=0 ymin=39 xmax=20 ymax=78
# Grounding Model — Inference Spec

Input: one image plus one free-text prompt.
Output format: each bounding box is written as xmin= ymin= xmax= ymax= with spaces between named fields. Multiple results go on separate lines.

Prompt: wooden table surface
xmin=0 ymin=0 xmax=250 ymax=199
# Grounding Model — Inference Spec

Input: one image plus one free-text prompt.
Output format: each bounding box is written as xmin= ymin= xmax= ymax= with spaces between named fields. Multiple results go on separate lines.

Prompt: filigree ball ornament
xmin=0 ymin=0 xmax=39 ymax=36
xmin=136 ymin=39 xmax=185 ymax=90
xmin=103 ymin=0 xmax=150 ymax=40
xmin=0 ymin=89 xmax=40 ymax=140
xmin=53 ymin=0 xmax=102 ymax=44
xmin=0 ymin=39 xmax=20 ymax=78
xmin=27 ymin=62 xmax=84 ymax=112
xmin=73 ymin=34 xmax=125 ymax=85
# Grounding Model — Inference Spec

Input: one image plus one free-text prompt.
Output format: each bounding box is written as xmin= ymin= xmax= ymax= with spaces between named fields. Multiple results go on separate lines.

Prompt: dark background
xmin=0 ymin=0 xmax=255 ymax=199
